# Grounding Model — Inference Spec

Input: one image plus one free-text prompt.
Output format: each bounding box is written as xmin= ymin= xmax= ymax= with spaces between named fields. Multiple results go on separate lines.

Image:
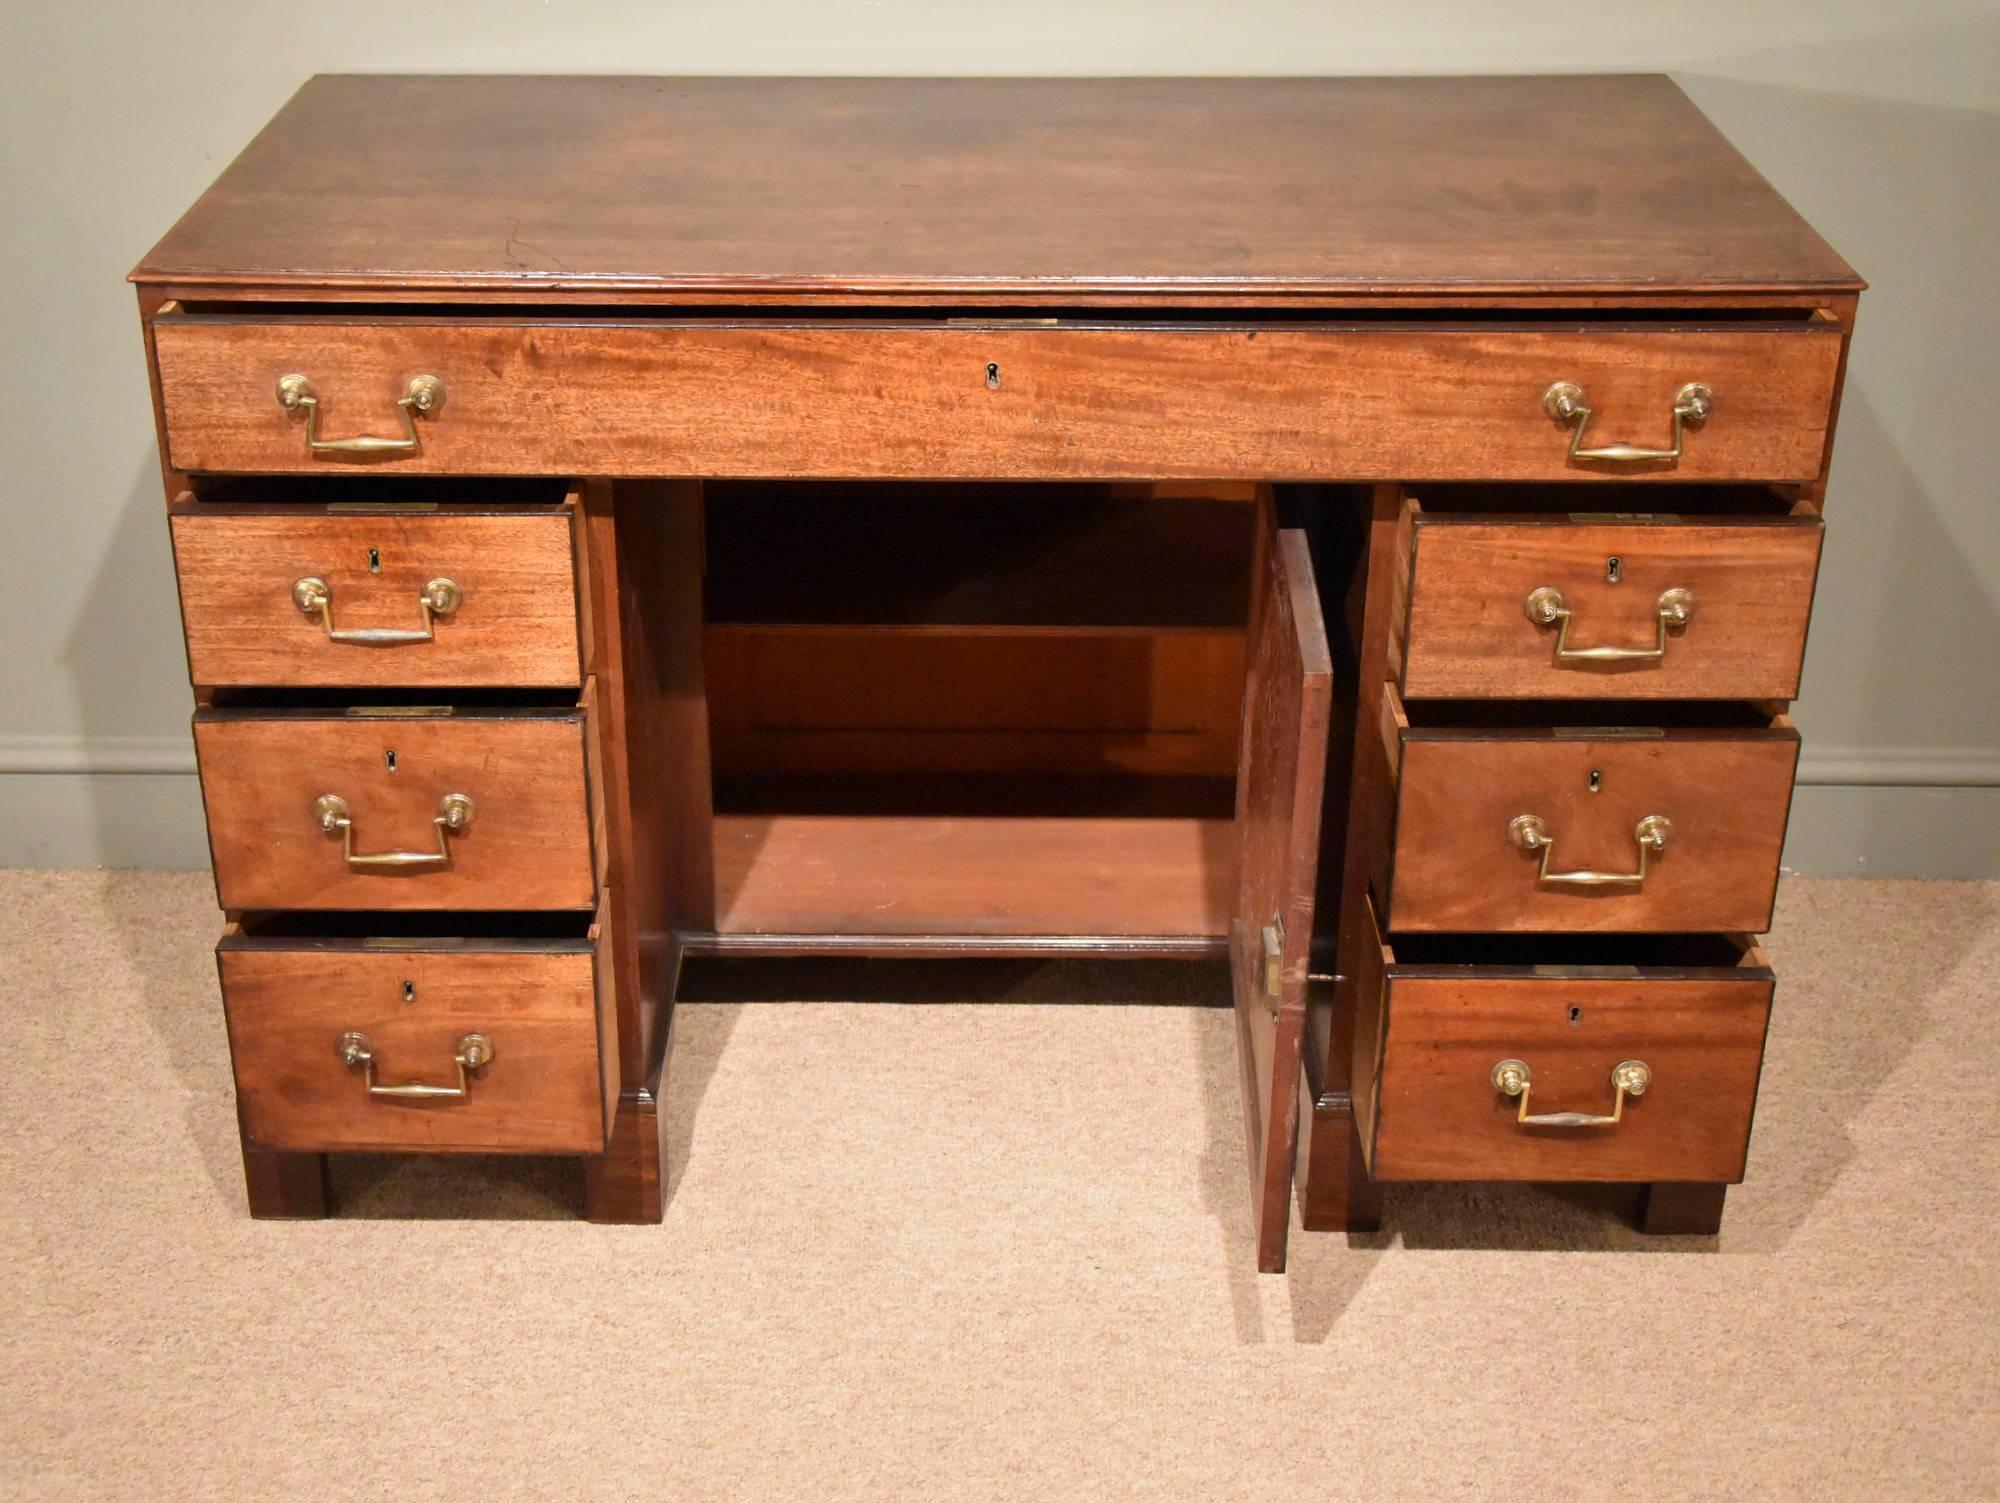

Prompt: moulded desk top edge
xmin=130 ymin=74 xmax=1863 ymax=298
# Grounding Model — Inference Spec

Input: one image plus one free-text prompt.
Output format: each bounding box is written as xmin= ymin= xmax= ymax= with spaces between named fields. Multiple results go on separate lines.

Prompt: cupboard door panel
xmin=1231 ymin=527 xmax=1334 ymax=1273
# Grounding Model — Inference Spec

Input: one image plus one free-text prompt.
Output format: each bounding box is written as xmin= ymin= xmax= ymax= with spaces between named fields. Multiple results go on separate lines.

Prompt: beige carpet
xmin=2 ymin=870 xmax=1995 ymax=1499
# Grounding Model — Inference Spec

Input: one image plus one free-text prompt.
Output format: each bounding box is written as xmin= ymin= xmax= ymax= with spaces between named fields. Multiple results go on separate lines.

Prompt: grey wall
xmin=3 ymin=0 xmax=1995 ymax=873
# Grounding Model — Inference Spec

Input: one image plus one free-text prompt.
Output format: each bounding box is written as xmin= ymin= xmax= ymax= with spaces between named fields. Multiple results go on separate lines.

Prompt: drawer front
xmin=171 ymin=505 xmax=582 ymax=688
xmin=194 ymin=709 xmax=597 ymax=910
xmin=153 ymin=315 xmax=1842 ymax=482
xmin=1398 ymin=510 xmax=1823 ymax=700
xmin=1382 ymin=697 xmax=1799 ymax=933
xmin=1356 ymin=923 xmax=1773 ymax=1184
xmin=218 ymin=920 xmax=613 ymax=1153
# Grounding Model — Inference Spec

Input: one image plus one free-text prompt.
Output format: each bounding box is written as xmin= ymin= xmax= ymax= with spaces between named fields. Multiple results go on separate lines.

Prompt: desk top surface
xmin=134 ymin=74 xmax=1858 ymax=301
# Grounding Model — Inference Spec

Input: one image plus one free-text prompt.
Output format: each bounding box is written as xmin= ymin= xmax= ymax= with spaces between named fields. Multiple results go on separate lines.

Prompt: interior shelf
xmin=699 ymin=480 xmax=1260 ymax=942
xmin=712 ymin=808 xmax=1234 ymax=940
xmin=703 ymin=479 xmax=1259 ymax=783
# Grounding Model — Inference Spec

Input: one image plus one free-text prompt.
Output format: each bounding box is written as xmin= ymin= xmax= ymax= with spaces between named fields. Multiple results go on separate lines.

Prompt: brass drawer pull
xmin=314 ymin=791 xmax=474 ymax=869
xmin=337 ymin=1030 xmax=493 ymax=1100
xmin=1491 ymin=1057 xmax=1650 ymax=1127
xmin=293 ymin=575 xmax=461 ymax=645
xmin=1509 ymin=812 xmax=1671 ymax=887
xmin=1524 ymin=586 xmax=1694 ymax=662
xmin=1543 ymin=380 xmax=1712 ymax=465
xmin=276 ymin=373 xmax=445 ymax=455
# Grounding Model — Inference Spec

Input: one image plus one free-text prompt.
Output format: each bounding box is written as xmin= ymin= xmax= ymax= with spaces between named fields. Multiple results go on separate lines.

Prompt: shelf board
xmin=713 ymin=811 xmax=1235 ymax=938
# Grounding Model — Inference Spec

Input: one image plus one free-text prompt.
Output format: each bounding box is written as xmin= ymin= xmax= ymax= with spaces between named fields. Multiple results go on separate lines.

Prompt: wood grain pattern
xmin=1640 ymin=1181 xmax=1731 ymax=1234
xmin=706 ymin=625 xmax=1247 ymax=779
xmin=713 ymin=812 xmax=1233 ymax=938
xmin=130 ymin=75 xmax=1858 ymax=298
xmin=238 ymin=1145 xmax=330 ymax=1218
xmin=1365 ymin=956 xmax=1773 ymax=1183
xmin=1399 ymin=506 xmax=1823 ymax=700
xmin=590 ymin=890 xmax=621 ymax=1137
xmin=580 ymin=482 xmax=709 ymax=1223
xmin=1381 ymin=492 xmax=1415 ymax=689
xmin=1385 ymin=703 xmax=1801 ymax=934
xmin=1230 ymin=527 xmax=1334 ymax=1272
xmin=1299 ymin=485 xmax=1406 ymax=1235
xmin=219 ymin=933 xmax=608 ymax=1153
xmin=170 ymin=502 xmax=581 ymax=687
xmin=151 ymin=316 xmax=1844 ymax=482
xmin=1346 ymin=894 xmax=1394 ymax=1180
xmin=1295 ymin=994 xmax=1382 ymax=1236
xmin=587 ymin=1049 xmax=668 ymax=1226
xmin=194 ymin=708 xmax=596 ymax=910
xmin=683 ymin=932 xmax=1227 ymax=959
xmin=129 ymin=74 xmax=1861 ymax=1243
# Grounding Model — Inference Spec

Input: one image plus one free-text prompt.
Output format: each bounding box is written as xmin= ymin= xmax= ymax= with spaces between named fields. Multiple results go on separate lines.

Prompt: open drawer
xmin=1374 ymin=687 xmax=1800 ymax=934
xmin=1392 ymin=489 xmax=1825 ymax=701
xmin=1351 ymin=896 xmax=1773 ymax=1183
xmin=169 ymin=481 xmax=585 ymax=689
xmin=193 ymin=690 xmax=600 ymax=911
xmin=217 ymin=901 xmax=620 ymax=1155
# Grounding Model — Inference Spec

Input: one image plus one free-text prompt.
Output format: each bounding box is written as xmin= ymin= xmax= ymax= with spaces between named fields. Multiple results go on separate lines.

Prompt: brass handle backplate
xmin=1509 ymin=812 xmax=1672 ymax=887
xmin=1525 ymin=586 xmax=1694 ymax=662
xmin=1491 ymin=1057 xmax=1650 ymax=1127
xmin=277 ymin=373 xmax=444 ymax=456
xmin=337 ymin=1031 xmax=493 ymax=1100
xmin=293 ymin=576 xmax=460 ymax=645
xmin=1543 ymin=380 xmax=1712 ymax=465
xmin=315 ymin=792 xmax=474 ymax=870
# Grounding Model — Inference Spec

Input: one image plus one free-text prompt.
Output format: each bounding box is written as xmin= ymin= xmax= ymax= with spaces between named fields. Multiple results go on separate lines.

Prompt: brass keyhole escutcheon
xmin=986 ymin=362 xmax=1001 ymax=389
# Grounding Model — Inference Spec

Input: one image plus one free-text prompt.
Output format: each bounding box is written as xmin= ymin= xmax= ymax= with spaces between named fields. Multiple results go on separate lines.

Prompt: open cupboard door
xmin=1231 ymin=527 xmax=1335 ymax=1273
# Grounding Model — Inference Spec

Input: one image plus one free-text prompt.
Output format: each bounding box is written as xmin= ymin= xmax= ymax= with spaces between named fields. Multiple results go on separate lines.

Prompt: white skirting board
xmin=1 ymin=771 xmax=1994 ymax=879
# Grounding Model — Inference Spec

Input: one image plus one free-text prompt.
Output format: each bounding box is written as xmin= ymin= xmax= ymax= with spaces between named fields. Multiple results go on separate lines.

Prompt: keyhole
xmin=385 ymin=748 xmax=398 ymax=773
xmin=1605 ymin=556 xmax=1622 ymax=584
xmin=985 ymin=362 xmax=1001 ymax=390
xmin=1569 ymin=1005 xmax=1583 ymax=1027
xmin=1588 ymin=768 xmax=1602 ymax=794
xmin=367 ymin=548 xmax=382 ymax=574
xmin=402 ymin=980 xmax=416 ymax=1004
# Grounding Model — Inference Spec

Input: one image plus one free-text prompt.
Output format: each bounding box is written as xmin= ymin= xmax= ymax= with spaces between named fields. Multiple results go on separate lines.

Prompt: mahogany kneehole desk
xmin=134 ymin=74 xmax=1861 ymax=1270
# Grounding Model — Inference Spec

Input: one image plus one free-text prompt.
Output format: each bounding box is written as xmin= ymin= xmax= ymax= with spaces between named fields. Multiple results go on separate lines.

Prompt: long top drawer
xmin=152 ymin=313 xmax=1845 ymax=482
